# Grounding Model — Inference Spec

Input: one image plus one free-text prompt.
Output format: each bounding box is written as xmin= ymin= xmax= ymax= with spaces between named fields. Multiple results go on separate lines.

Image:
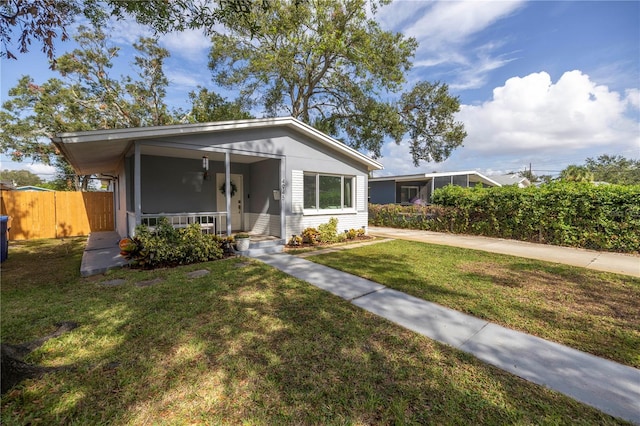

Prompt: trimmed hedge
xmin=369 ymin=182 xmax=640 ymax=253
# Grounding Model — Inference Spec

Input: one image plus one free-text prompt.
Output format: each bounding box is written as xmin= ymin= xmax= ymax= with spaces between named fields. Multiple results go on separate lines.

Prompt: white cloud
xmin=625 ymin=88 xmax=640 ymax=110
xmin=107 ymin=19 xmax=154 ymax=45
xmin=166 ymin=69 xmax=203 ymax=89
xmin=377 ymin=0 xmax=525 ymax=91
xmin=458 ymin=70 xmax=638 ymax=154
xmin=375 ymin=70 xmax=639 ymax=177
xmin=159 ymin=29 xmax=211 ymax=62
xmin=404 ymin=1 xmax=524 ymax=49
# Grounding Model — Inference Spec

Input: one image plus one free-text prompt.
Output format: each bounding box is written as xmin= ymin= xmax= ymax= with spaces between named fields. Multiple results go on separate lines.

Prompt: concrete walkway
xmin=369 ymin=226 xmax=640 ymax=277
xmin=255 ymin=252 xmax=640 ymax=425
xmin=80 ymin=231 xmax=127 ymax=277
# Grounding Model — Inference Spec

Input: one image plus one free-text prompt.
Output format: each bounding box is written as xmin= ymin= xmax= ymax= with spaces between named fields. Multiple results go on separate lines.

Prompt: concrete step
xmin=236 ymin=238 xmax=285 ymax=257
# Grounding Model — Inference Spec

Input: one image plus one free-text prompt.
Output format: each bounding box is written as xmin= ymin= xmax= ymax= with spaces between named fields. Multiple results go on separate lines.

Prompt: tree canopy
xmin=208 ymin=0 xmax=465 ymax=164
xmin=1 ymin=0 xmax=260 ymax=64
xmin=0 ymin=25 xmax=178 ymax=190
xmin=0 ymin=26 xmax=175 ymax=165
xmin=559 ymin=165 xmax=594 ymax=183
xmin=584 ymin=154 xmax=640 ymax=185
xmin=0 ymin=169 xmax=44 ymax=187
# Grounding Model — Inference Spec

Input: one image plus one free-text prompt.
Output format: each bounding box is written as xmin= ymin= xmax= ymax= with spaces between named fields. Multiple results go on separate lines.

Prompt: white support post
xmin=280 ymin=159 xmax=286 ymax=239
xmin=225 ymin=151 xmax=231 ymax=236
xmin=134 ymin=142 xmax=142 ymax=230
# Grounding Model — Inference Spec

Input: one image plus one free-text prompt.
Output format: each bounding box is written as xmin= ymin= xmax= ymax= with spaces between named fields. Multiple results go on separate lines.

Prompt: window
xmin=434 ymin=176 xmax=452 ymax=190
xmin=452 ymin=174 xmax=468 ymax=187
xmin=400 ymin=186 xmax=419 ymax=203
xmin=304 ymin=173 xmax=355 ymax=212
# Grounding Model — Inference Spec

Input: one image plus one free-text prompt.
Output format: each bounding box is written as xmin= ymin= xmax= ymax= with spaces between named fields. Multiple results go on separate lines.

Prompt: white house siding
xmin=356 ymin=175 xmax=365 ymax=211
xmin=291 ymin=170 xmax=304 ymax=214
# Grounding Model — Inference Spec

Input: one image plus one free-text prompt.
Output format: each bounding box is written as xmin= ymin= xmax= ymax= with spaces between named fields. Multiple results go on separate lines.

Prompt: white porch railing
xmin=128 ymin=212 xmax=227 ymax=236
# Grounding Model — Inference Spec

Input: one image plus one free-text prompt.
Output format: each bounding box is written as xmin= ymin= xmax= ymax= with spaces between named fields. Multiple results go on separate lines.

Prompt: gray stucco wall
xmin=139 ymin=155 xmax=252 ymax=213
xmin=249 ymin=159 xmax=280 ymax=216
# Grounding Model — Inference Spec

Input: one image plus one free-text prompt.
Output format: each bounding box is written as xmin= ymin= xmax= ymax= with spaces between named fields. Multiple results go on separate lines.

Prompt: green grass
xmin=0 ymin=238 xmax=632 ymax=424
xmin=307 ymin=240 xmax=640 ymax=368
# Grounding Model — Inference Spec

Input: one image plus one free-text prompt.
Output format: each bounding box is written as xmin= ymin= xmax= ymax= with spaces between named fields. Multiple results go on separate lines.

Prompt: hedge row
xmin=369 ymin=182 xmax=640 ymax=253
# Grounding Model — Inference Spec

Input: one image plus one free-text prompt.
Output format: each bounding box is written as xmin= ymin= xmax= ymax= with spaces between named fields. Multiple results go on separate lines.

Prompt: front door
xmin=217 ymin=173 xmax=244 ymax=231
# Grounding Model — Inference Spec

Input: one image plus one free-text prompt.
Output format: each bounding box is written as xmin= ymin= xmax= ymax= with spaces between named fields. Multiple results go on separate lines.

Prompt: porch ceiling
xmin=140 ymin=145 xmax=264 ymax=165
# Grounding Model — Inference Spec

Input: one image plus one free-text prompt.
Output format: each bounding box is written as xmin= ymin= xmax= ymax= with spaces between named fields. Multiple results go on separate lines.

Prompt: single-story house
xmin=490 ymin=174 xmax=532 ymax=188
xmin=52 ymin=117 xmax=382 ymax=246
xmin=369 ymin=171 xmax=501 ymax=205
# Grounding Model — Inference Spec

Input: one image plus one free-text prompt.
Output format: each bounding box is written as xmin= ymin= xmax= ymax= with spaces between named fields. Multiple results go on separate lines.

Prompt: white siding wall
xmin=291 ymin=170 xmax=304 ymax=214
xmin=356 ymin=175 xmax=365 ymax=211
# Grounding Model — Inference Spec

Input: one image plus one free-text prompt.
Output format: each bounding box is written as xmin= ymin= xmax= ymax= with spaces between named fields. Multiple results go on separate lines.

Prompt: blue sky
xmin=1 ymin=0 xmax=639 ymax=180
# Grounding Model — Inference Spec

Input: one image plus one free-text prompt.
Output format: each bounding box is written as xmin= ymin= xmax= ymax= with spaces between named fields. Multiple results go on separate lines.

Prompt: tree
xmin=0 ymin=25 xmax=176 ymax=190
xmin=584 ymin=154 xmax=640 ymax=185
xmin=208 ymin=0 xmax=465 ymax=164
xmin=0 ymin=169 xmax=43 ymax=187
xmin=559 ymin=165 xmax=594 ymax=182
xmin=1 ymin=0 xmax=260 ymax=64
xmin=518 ymin=168 xmax=538 ymax=183
xmin=186 ymin=87 xmax=253 ymax=123
xmin=0 ymin=0 xmax=77 ymax=62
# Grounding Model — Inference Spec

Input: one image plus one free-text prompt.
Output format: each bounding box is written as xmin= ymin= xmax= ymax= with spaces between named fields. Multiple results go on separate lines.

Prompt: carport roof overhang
xmin=370 ymin=171 xmax=502 ymax=187
xmin=52 ymin=116 xmax=384 ymax=176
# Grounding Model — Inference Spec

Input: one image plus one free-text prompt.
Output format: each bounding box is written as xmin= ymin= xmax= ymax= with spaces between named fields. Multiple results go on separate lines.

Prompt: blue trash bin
xmin=1 ymin=215 xmax=8 ymax=263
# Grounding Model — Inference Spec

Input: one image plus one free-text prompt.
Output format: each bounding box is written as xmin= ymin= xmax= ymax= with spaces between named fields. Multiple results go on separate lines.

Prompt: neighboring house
xmin=0 ymin=181 xmax=15 ymax=191
xmin=53 ymin=117 xmax=382 ymax=243
xmin=369 ymin=171 xmax=501 ymax=205
xmin=491 ymin=174 xmax=532 ymax=188
xmin=15 ymin=186 xmax=54 ymax=191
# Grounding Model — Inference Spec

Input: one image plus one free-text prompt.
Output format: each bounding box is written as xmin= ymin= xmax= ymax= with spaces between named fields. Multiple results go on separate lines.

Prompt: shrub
xmin=317 ymin=217 xmax=339 ymax=243
xmin=302 ymin=227 xmax=320 ymax=245
xmin=123 ymin=217 xmax=224 ymax=268
xmin=371 ymin=182 xmax=640 ymax=253
xmin=288 ymin=235 xmax=303 ymax=246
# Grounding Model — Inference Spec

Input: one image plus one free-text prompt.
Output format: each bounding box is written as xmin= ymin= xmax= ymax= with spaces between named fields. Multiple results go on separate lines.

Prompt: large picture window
xmin=304 ymin=173 xmax=355 ymax=211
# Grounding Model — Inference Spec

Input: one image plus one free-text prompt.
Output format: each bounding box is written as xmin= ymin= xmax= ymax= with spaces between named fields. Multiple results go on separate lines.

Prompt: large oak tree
xmin=208 ymin=0 xmax=466 ymax=164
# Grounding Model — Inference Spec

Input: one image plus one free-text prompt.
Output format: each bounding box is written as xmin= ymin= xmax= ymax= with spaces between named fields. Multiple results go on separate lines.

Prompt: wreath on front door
xmin=219 ymin=180 xmax=238 ymax=197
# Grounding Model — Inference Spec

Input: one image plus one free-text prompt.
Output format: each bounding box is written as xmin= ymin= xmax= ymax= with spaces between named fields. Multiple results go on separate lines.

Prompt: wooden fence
xmin=0 ymin=191 xmax=114 ymax=240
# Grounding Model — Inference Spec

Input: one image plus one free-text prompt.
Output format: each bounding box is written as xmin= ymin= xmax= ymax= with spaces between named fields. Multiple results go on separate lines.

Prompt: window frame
xmin=303 ymin=172 xmax=356 ymax=215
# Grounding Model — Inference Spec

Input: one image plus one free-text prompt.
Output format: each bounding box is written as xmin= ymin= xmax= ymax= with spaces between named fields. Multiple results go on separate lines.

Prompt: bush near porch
xmin=369 ymin=182 xmax=640 ymax=253
xmin=120 ymin=218 xmax=225 ymax=268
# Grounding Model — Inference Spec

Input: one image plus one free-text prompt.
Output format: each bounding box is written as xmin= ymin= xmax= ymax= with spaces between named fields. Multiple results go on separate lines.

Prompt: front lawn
xmin=0 ymin=239 xmax=631 ymax=424
xmin=307 ymin=240 xmax=640 ymax=368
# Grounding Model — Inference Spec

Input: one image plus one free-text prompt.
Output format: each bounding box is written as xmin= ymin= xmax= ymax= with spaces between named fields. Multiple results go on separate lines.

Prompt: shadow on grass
xmin=307 ymin=240 xmax=639 ymax=368
xmin=0 ymin=241 xmax=628 ymax=424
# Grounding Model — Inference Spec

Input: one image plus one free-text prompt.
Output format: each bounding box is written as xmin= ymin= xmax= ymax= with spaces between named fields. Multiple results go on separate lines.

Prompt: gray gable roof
xmin=52 ymin=117 xmax=383 ymax=175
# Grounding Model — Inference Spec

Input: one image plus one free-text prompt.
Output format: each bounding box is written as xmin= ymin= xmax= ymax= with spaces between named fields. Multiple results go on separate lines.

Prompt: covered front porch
xmin=122 ymin=141 xmax=286 ymax=242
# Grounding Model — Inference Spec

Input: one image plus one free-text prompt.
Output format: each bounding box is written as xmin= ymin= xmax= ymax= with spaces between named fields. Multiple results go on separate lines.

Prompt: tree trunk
xmin=1 ymin=321 xmax=78 ymax=394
